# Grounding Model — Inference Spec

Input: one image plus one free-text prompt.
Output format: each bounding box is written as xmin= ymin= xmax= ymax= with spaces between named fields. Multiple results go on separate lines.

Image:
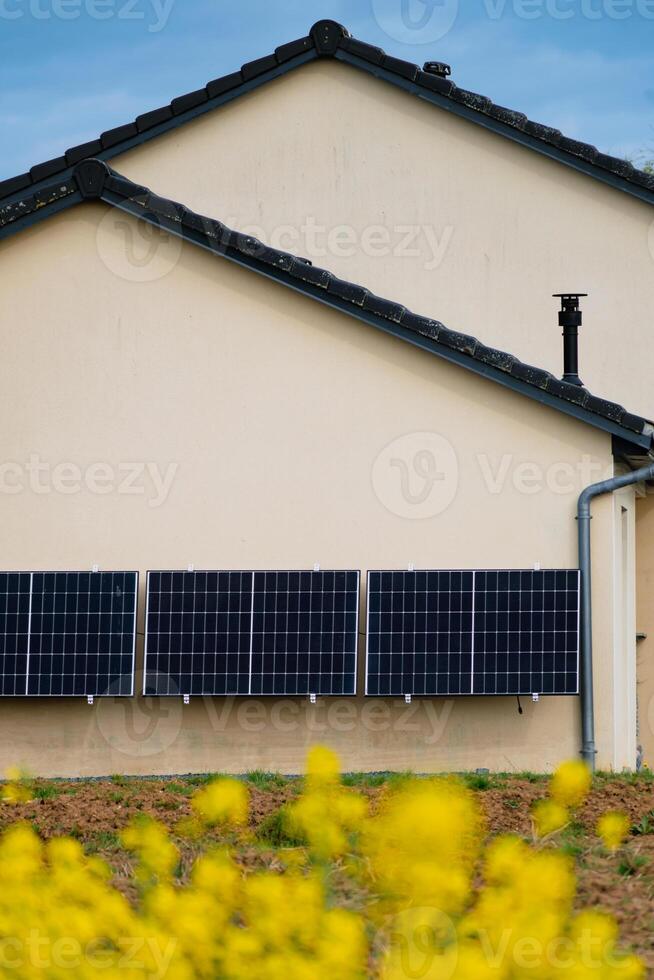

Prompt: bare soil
xmin=2 ymin=772 xmax=653 ymax=969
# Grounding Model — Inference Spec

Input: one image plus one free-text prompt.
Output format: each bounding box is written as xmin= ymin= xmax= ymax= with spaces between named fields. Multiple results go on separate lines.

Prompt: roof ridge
xmin=34 ymin=157 xmax=647 ymax=451
xmin=1 ymin=19 xmax=652 ymax=209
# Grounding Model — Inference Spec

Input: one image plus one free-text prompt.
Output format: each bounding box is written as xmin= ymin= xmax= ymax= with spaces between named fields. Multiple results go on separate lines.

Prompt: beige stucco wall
xmin=0 ymin=201 xmax=628 ymax=776
xmin=106 ymin=59 xmax=654 ymax=420
xmin=636 ymin=494 xmax=654 ymax=768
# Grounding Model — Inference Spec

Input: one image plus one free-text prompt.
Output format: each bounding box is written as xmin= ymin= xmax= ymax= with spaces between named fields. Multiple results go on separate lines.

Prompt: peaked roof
xmin=1 ymin=17 xmax=652 ymax=233
xmin=13 ymin=157 xmax=651 ymax=453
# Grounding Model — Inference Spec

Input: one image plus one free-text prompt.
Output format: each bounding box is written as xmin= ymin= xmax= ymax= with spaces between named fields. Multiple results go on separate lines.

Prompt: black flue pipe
xmin=553 ymin=293 xmax=587 ymax=387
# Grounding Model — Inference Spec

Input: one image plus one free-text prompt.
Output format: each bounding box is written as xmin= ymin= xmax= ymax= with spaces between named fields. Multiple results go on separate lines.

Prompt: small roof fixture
xmin=423 ymin=61 xmax=451 ymax=78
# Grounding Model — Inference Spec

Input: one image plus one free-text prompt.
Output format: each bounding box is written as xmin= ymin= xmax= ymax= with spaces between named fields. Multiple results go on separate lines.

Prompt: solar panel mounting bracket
xmin=87 ymin=695 xmax=94 ymax=705
xmin=404 ymin=694 xmax=412 ymax=704
xmin=187 ymin=564 xmax=194 ymax=572
xmin=313 ymin=563 xmax=320 ymax=572
xmin=533 ymin=562 xmax=541 ymax=571
xmin=183 ymin=694 xmax=190 ymax=705
xmin=92 ymin=564 xmax=99 ymax=573
xmin=407 ymin=563 xmax=414 ymax=572
xmin=532 ymin=693 xmax=540 ymax=702
xmin=309 ymin=693 xmax=317 ymax=704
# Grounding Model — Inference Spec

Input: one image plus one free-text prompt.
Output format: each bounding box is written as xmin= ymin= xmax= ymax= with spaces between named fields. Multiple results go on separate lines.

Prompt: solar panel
xmin=0 ymin=571 xmax=138 ymax=696
xmin=26 ymin=572 xmax=138 ymax=696
xmin=366 ymin=569 xmax=579 ymax=697
xmin=472 ymin=570 xmax=579 ymax=696
xmin=143 ymin=571 xmax=253 ymax=696
xmin=144 ymin=570 xmax=360 ymax=696
xmin=0 ymin=574 xmax=31 ymax=696
xmin=366 ymin=571 xmax=474 ymax=696
xmin=250 ymin=571 xmax=359 ymax=695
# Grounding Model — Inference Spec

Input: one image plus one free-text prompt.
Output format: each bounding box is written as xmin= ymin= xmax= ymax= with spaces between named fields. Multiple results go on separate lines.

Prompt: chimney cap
xmin=423 ymin=61 xmax=451 ymax=78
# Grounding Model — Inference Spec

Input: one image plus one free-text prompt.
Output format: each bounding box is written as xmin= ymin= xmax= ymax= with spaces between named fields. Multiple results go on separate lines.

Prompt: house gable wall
xmin=0 ymin=203 xmax=624 ymax=774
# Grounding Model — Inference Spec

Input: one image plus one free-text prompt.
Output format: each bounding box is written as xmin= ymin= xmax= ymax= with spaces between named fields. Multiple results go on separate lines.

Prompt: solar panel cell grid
xmin=472 ymin=570 xmax=579 ymax=695
xmin=0 ymin=573 xmax=31 ymax=696
xmin=27 ymin=572 xmax=137 ymax=696
xmin=144 ymin=570 xmax=360 ymax=696
xmin=250 ymin=570 xmax=359 ymax=695
xmin=144 ymin=571 xmax=253 ymax=696
xmin=366 ymin=569 xmax=579 ymax=697
xmin=366 ymin=571 xmax=474 ymax=696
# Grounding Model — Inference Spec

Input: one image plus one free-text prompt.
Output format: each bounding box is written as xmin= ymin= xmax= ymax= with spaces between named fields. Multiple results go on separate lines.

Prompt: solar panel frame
xmin=143 ymin=569 xmax=360 ymax=697
xmin=250 ymin=570 xmax=360 ymax=697
xmin=471 ymin=569 xmax=580 ymax=696
xmin=365 ymin=570 xmax=474 ymax=696
xmin=0 ymin=570 xmax=138 ymax=697
xmin=365 ymin=569 xmax=580 ymax=697
xmin=143 ymin=570 xmax=254 ymax=697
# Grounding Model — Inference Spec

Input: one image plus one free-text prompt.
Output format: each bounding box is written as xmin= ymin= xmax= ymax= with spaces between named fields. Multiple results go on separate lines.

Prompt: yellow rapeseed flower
xmin=191 ymin=777 xmax=248 ymax=828
xmin=550 ymin=759 xmax=592 ymax=808
xmin=597 ymin=811 xmax=631 ymax=851
xmin=532 ymin=798 xmax=570 ymax=837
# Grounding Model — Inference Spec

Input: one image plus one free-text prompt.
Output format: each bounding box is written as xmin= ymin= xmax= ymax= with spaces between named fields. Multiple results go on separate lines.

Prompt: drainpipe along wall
xmin=578 ymin=460 xmax=654 ymax=770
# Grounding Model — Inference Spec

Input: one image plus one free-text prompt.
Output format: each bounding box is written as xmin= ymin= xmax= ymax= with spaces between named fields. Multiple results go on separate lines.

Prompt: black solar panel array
xmin=366 ymin=569 xmax=579 ymax=697
xmin=0 ymin=571 xmax=137 ymax=697
xmin=144 ymin=570 xmax=360 ymax=696
xmin=0 ymin=566 xmax=579 ymax=699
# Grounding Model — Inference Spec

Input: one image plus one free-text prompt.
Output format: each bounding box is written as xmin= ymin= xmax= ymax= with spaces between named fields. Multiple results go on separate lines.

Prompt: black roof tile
xmin=171 ymin=88 xmax=208 ymax=115
xmin=275 ymin=36 xmax=313 ymax=63
xmin=558 ymin=136 xmax=597 ymax=161
xmin=415 ymin=70 xmax=454 ymax=96
xmin=327 ymin=277 xmax=369 ymax=305
xmin=101 ymin=123 xmax=138 ymax=148
xmin=241 ymin=54 xmax=278 ymax=81
xmin=381 ymin=55 xmax=419 ymax=81
xmin=29 ymin=157 xmax=67 ymax=182
xmin=205 ymin=70 xmax=243 ymax=99
xmin=523 ymin=121 xmax=563 ymax=145
xmin=486 ymin=104 xmax=528 ymax=129
xmin=363 ymin=294 xmax=406 ymax=322
xmin=449 ymin=87 xmax=492 ymax=112
xmin=65 ymin=139 xmax=103 ymax=165
xmin=340 ymin=36 xmax=385 ymax=64
xmin=401 ymin=312 xmax=444 ymax=341
xmin=438 ymin=328 xmax=478 ymax=357
xmin=0 ymin=172 xmax=31 ymax=198
xmin=135 ymin=105 xmax=173 ymax=132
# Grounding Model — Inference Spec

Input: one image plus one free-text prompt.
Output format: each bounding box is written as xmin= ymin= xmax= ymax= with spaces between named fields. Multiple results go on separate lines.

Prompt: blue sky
xmin=1 ymin=0 xmax=653 ymax=180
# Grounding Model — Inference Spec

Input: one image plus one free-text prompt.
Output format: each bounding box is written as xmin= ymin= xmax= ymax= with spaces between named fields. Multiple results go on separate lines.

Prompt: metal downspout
xmin=577 ymin=460 xmax=654 ymax=769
